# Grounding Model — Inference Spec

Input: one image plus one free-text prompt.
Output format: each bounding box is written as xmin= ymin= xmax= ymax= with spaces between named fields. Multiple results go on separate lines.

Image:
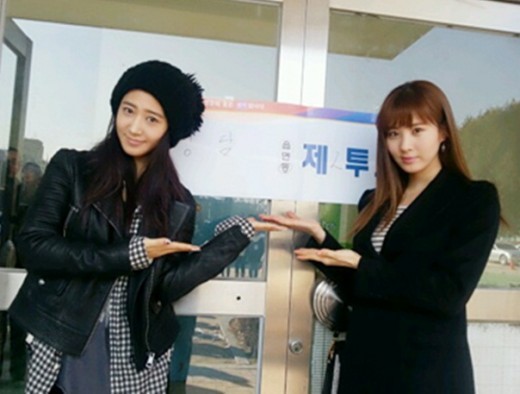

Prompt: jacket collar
xmin=168 ymin=200 xmax=192 ymax=239
xmin=92 ymin=198 xmax=192 ymax=240
xmin=357 ymin=169 xmax=467 ymax=255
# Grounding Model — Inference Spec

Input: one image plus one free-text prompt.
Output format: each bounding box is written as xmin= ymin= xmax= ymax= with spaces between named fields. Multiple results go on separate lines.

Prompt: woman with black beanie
xmin=9 ymin=60 xmax=280 ymax=393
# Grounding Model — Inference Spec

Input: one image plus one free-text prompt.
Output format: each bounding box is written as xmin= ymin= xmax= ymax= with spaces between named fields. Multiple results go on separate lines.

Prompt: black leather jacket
xmin=9 ymin=149 xmax=250 ymax=370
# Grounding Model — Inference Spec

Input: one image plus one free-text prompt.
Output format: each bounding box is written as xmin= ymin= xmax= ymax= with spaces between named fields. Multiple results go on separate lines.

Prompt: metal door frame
xmin=2 ymin=1 xmax=520 ymax=393
xmin=2 ymin=17 xmax=32 ymax=151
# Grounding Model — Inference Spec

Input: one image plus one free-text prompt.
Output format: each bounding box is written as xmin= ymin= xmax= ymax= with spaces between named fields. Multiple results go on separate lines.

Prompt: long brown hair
xmin=351 ymin=80 xmax=471 ymax=235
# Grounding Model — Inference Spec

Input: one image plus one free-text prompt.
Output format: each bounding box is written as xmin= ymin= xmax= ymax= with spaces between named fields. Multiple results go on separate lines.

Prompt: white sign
xmin=172 ymin=100 xmax=377 ymax=205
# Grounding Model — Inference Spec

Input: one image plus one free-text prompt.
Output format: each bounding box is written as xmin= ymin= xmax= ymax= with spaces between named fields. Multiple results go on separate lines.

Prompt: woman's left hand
xmin=294 ymin=248 xmax=361 ymax=269
xmin=247 ymin=217 xmax=287 ymax=232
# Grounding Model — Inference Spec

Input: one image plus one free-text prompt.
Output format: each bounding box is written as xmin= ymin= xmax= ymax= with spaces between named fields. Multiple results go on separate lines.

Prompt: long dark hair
xmin=83 ymin=122 xmax=187 ymax=236
xmin=351 ymin=80 xmax=471 ymax=235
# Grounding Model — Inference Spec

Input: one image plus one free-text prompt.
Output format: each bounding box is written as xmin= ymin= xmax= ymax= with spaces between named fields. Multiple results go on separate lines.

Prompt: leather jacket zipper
xmin=144 ymin=264 xmax=157 ymax=369
xmin=142 ymin=201 xmax=191 ymax=369
xmin=145 ymin=352 xmax=155 ymax=369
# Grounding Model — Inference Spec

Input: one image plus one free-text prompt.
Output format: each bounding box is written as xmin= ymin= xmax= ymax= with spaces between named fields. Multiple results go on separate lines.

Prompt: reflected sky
xmin=13 ymin=19 xmax=278 ymax=160
xmin=326 ymin=26 xmax=520 ymax=123
xmin=8 ymin=18 xmax=520 ymax=161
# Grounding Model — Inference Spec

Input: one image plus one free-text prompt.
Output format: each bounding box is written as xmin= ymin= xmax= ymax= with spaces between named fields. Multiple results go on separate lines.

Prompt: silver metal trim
xmin=0 ymin=269 xmax=267 ymax=316
xmin=260 ymin=200 xmax=298 ymax=393
xmin=285 ymin=201 xmax=319 ymax=394
xmin=276 ymin=0 xmax=307 ymax=104
xmin=0 ymin=268 xmax=25 ymax=310
xmin=4 ymin=18 xmax=32 ymax=149
xmin=0 ymin=0 xmax=6 ymax=64
xmin=301 ymin=0 xmax=330 ymax=107
xmin=175 ymin=280 xmax=267 ymax=316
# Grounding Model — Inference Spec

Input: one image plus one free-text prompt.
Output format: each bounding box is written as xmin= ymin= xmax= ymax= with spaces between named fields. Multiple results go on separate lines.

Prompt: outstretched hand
xmin=294 ymin=247 xmax=361 ymax=269
xmin=144 ymin=238 xmax=201 ymax=259
xmin=247 ymin=217 xmax=287 ymax=233
xmin=259 ymin=212 xmax=326 ymax=243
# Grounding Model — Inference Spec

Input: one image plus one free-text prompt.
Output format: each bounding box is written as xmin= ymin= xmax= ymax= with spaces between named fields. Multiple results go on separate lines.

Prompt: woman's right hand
xmin=259 ymin=212 xmax=326 ymax=244
xmin=144 ymin=238 xmax=201 ymax=259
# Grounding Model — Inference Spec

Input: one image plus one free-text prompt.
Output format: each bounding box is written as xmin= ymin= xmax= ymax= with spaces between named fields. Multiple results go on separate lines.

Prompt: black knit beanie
xmin=110 ymin=60 xmax=205 ymax=147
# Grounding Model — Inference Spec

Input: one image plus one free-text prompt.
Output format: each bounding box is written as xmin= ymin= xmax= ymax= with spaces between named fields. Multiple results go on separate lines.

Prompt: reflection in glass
xmin=326 ymin=11 xmax=520 ymax=290
xmin=460 ymin=106 xmax=520 ymax=289
xmin=479 ymin=242 xmax=520 ymax=289
xmin=310 ymin=202 xmax=358 ymax=393
xmin=0 ymin=44 xmax=28 ymax=394
xmin=168 ymin=198 xmax=267 ymax=393
xmin=2 ymin=1 xmax=279 ymax=392
xmin=12 ymin=17 xmax=278 ymax=161
xmin=319 ymin=11 xmax=520 ymax=393
xmin=0 ymin=44 xmax=17 ymax=151
xmin=318 ymin=203 xmax=357 ymax=248
xmin=169 ymin=315 xmax=260 ymax=394
xmin=194 ymin=196 xmax=269 ymax=281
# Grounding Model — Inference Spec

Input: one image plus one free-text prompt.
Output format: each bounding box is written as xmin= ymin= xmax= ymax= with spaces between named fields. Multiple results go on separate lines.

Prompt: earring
xmin=440 ymin=142 xmax=446 ymax=153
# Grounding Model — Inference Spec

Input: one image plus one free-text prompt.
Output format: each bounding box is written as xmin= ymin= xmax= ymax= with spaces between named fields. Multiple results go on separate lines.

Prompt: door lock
xmin=288 ymin=339 xmax=304 ymax=354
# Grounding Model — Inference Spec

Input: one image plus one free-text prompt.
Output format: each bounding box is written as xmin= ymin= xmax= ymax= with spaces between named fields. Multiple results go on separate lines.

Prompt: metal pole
xmin=0 ymin=0 xmax=8 ymax=66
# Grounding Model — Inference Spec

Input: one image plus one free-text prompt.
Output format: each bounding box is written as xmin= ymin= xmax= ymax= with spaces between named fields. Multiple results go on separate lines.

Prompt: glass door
xmin=4 ymin=1 xmax=518 ymax=393
xmin=0 ymin=1 xmax=299 ymax=393
xmin=0 ymin=16 xmax=32 ymax=392
xmin=320 ymin=6 xmax=520 ymax=394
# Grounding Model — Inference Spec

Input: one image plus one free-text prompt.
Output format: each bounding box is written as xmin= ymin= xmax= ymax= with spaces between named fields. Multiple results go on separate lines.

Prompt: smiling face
xmin=385 ymin=114 xmax=446 ymax=180
xmin=116 ymin=89 xmax=168 ymax=175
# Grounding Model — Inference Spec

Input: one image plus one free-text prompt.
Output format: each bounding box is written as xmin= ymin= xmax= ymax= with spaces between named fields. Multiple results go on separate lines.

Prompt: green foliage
xmin=459 ymin=101 xmax=520 ymax=235
xmin=319 ymin=203 xmax=342 ymax=239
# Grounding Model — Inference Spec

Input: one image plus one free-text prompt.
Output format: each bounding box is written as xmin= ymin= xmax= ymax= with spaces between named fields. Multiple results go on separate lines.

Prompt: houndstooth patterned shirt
xmin=24 ymin=209 xmax=253 ymax=394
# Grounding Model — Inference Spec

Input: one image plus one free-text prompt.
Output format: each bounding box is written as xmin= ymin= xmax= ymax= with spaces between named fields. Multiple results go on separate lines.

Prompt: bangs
xmin=377 ymin=85 xmax=441 ymax=134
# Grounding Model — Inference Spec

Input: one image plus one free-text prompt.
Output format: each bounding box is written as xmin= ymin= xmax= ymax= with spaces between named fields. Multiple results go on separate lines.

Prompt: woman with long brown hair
xmin=262 ymin=80 xmax=500 ymax=393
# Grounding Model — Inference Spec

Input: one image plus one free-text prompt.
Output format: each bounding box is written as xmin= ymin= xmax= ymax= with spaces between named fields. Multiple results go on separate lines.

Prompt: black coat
xmin=9 ymin=149 xmax=250 ymax=370
xmin=311 ymin=169 xmax=500 ymax=394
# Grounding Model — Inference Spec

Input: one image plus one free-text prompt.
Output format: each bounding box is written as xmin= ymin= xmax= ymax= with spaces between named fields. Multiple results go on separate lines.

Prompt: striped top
xmin=371 ymin=206 xmax=407 ymax=253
